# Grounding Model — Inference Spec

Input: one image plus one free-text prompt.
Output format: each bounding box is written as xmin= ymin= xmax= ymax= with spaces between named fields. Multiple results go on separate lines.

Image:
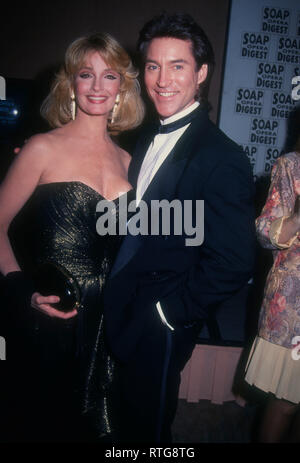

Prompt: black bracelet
xmin=5 ymin=271 xmax=24 ymax=279
xmin=3 ymin=270 xmax=35 ymax=307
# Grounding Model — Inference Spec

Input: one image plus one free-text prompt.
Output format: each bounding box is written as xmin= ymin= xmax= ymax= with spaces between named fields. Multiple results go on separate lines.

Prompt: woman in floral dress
xmin=245 ymin=137 xmax=300 ymax=442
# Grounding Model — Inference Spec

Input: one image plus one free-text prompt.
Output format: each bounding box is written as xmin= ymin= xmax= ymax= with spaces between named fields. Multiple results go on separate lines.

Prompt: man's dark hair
xmin=137 ymin=12 xmax=215 ymax=105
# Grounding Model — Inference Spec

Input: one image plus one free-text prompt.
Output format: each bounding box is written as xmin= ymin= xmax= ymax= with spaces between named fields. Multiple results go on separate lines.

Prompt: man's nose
xmin=157 ymin=68 xmax=171 ymax=87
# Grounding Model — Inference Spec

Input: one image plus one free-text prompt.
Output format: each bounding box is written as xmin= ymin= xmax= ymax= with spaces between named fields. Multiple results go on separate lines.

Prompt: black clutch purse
xmin=34 ymin=262 xmax=81 ymax=312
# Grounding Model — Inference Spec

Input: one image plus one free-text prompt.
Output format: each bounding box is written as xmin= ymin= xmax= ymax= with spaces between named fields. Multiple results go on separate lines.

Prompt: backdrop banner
xmin=218 ymin=0 xmax=300 ymax=178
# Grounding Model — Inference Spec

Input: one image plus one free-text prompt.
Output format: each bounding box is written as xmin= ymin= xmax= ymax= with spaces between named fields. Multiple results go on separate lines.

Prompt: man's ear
xmin=197 ymin=64 xmax=208 ymax=85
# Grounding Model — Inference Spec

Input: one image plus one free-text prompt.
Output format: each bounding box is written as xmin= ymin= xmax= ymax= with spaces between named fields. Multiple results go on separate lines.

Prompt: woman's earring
xmin=71 ymin=91 xmax=76 ymax=120
xmin=111 ymin=94 xmax=120 ymax=124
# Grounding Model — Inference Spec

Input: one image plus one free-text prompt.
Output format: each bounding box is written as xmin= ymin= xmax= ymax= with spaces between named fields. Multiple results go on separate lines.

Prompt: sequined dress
xmin=17 ymin=181 xmax=129 ymax=441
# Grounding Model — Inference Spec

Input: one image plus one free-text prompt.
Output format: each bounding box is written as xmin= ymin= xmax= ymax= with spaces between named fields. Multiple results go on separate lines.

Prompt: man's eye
xmin=174 ymin=65 xmax=183 ymax=70
xmin=146 ymin=65 xmax=158 ymax=71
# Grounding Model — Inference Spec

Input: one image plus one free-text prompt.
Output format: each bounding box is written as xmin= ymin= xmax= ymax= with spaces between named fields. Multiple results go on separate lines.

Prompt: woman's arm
xmin=256 ymin=154 xmax=300 ymax=249
xmin=0 ymin=135 xmax=47 ymax=274
xmin=274 ymin=199 xmax=300 ymax=246
xmin=0 ymin=136 xmax=78 ymax=319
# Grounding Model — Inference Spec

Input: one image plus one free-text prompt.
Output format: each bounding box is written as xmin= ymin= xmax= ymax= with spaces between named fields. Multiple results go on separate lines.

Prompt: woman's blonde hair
xmin=41 ymin=32 xmax=145 ymax=133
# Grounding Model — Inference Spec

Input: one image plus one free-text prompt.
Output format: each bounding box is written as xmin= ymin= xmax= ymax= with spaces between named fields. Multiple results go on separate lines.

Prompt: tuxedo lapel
xmin=110 ymin=233 xmax=143 ymax=278
xmin=109 ymin=109 xmax=209 ymax=279
xmin=141 ymin=109 xmax=209 ymax=201
xmin=110 ymin=125 xmax=155 ymax=279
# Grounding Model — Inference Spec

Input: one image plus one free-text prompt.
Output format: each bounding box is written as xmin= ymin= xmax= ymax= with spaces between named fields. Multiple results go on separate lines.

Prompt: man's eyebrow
xmin=145 ymin=59 xmax=159 ymax=64
xmin=170 ymin=59 xmax=188 ymax=64
xmin=145 ymin=59 xmax=189 ymax=64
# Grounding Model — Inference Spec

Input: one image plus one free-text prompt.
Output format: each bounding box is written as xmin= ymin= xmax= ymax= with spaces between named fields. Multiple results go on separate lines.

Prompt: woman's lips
xmin=87 ymin=95 xmax=107 ymax=103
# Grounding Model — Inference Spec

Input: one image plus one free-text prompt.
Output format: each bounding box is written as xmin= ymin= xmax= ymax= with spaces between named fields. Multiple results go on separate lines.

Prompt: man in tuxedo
xmin=104 ymin=12 xmax=256 ymax=442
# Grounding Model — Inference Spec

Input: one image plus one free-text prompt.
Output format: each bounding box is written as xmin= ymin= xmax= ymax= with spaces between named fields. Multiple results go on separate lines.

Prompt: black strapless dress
xmin=9 ymin=181 xmax=131 ymax=441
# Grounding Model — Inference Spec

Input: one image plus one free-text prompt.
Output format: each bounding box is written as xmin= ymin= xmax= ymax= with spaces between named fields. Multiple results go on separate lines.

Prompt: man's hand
xmin=31 ymin=292 xmax=78 ymax=319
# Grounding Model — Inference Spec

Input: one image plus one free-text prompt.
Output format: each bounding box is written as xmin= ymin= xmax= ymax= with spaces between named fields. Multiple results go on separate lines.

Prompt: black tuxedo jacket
xmin=104 ymin=108 xmax=256 ymax=362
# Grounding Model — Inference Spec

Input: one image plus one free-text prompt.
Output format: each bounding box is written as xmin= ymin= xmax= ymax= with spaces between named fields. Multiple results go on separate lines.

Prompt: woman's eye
xmin=79 ymin=72 xmax=92 ymax=79
xmin=105 ymin=74 xmax=118 ymax=80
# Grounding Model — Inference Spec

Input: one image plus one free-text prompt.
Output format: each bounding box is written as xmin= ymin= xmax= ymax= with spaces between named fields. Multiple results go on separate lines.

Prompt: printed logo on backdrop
xmin=235 ymin=88 xmax=264 ymax=116
xmin=271 ymin=90 xmax=296 ymax=117
xmin=277 ymin=36 xmax=300 ymax=64
xmin=256 ymin=62 xmax=285 ymax=90
xmin=264 ymin=147 xmax=284 ymax=173
xmin=241 ymin=32 xmax=271 ymax=60
xmin=249 ymin=117 xmax=279 ymax=145
xmin=241 ymin=144 xmax=257 ymax=171
xmin=261 ymin=6 xmax=290 ymax=35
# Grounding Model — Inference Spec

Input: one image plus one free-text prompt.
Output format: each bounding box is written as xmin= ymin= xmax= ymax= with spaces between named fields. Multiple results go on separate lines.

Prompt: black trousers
xmin=112 ymin=309 xmax=200 ymax=443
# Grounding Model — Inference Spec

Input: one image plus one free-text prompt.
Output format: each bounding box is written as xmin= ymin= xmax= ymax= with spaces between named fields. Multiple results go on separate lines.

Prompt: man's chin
xmin=153 ymin=104 xmax=178 ymax=119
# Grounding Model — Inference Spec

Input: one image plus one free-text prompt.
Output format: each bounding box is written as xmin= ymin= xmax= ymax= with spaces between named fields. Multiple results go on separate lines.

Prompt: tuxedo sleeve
xmin=160 ymin=152 xmax=256 ymax=326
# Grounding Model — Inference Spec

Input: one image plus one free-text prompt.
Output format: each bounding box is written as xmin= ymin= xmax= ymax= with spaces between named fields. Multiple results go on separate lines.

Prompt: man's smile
xmin=156 ymin=91 xmax=179 ymax=97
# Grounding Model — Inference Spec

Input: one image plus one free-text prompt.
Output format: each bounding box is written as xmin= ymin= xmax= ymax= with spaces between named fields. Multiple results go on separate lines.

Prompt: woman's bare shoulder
xmin=17 ymin=128 xmax=65 ymax=161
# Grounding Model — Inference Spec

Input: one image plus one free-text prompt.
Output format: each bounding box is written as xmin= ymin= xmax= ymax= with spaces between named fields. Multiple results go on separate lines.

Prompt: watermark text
xmin=0 ymin=336 xmax=6 ymax=360
xmin=291 ymin=336 xmax=300 ymax=360
xmin=0 ymin=76 xmax=6 ymax=100
xmin=96 ymin=196 xmax=204 ymax=246
xmin=291 ymin=75 xmax=300 ymax=101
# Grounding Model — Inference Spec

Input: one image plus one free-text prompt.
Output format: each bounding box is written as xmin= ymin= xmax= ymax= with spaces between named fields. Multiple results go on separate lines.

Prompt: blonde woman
xmin=0 ymin=32 xmax=144 ymax=441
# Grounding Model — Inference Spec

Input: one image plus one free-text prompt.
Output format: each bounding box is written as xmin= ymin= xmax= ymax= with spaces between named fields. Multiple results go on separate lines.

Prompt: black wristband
xmin=5 ymin=271 xmax=26 ymax=280
xmin=3 ymin=270 xmax=36 ymax=310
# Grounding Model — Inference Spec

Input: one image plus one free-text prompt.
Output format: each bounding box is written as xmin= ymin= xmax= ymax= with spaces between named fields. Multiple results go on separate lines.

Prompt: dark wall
xmin=0 ymin=0 xmax=230 ymax=123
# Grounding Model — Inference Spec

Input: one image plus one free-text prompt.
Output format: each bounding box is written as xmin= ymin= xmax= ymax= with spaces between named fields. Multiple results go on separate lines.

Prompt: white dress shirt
xmin=136 ymin=101 xmax=200 ymax=330
xmin=136 ymin=101 xmax=200 ymax=205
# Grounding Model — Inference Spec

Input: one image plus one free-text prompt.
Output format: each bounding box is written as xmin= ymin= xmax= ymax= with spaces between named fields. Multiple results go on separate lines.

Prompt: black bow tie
xmin=157 ymin=105 xmax=202 ymax=134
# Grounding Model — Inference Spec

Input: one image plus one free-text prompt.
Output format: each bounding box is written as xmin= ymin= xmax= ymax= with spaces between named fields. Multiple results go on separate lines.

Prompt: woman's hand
xmin=31 ymin=292 xmax=78 ymax=319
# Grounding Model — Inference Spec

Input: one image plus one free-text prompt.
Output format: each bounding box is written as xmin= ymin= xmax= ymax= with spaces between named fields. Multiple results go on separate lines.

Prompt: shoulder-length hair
xmin=41 ymin=32 xmax=145 ymax=134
